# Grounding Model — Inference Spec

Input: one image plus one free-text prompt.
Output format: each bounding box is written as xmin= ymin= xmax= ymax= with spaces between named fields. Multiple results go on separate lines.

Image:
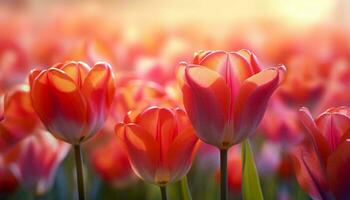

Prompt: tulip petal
xmin=176 ymin=62 xmax=187 ymax=87
xmin=173 ymin=108 xmax=192 ymax=133
xmin=326 ymin=141 xmax=350 ymax=200
xmin=192 ymin=50 xmax=211 ymax=65
xmin=82 ymin=62 xmax=115 ymax=139
xmin=199 ymin=51 xmax=253 ymax=99
xmin=236 ymin=49 xmax=261 ymax=73
xmin=61 ymin=61 xmax=90 ymax=88
xmin=29 ymin=69 xmax=42 ymax=89
xmin=182 ymin=65 xmax=230 ymax=148
xmin=31 ymin=69 xmax=87 ymax=144
xmin=291 ymin=141 xmax=332 ymax=200
xmin=136 ymin=107 xmax=178 ymax=162
xmin=315 ymin=107 xmax=350 ymax=152
xmin=299 ymin=107 xmax=331 ymax=166
xmin=4 ymin=85 xmax=34 ymax=119
xmin=115 ymin=123 xmax=159 ymax=184
xmin=166 ymin=128 xmax=199 ymax=182
xmin=233 ymin=68 xmax=282 ymax=143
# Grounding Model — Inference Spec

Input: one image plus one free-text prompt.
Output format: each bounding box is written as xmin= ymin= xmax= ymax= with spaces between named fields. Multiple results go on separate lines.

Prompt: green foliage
xmin=241 ymin=139 xmax=264 ymax=200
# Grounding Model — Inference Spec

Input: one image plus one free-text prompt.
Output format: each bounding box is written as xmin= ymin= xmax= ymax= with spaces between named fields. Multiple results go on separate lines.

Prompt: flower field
xmin=1 ymin=1 xmax=349 ymax=200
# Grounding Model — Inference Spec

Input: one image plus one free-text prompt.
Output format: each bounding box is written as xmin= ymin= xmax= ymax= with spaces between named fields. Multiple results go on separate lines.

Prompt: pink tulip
xmin=292 ymin=106 xmax=350 ymax=200
xmin=5 ymin=130 xmax=70 ymax=195
xmin=180 ymin=50 xmax=285 ymax=149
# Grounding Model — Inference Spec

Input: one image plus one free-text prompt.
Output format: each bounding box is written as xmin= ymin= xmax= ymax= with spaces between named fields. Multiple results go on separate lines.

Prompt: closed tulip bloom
xmin=180 ymin=50 xmax=285 ymax=149
xmin=292 ymin=106 xmax=350 ymax=200
xmin=29 ymin=61 xmax=115 ymax=144
xmin=115 ymin=107 xmax=200 ymax=186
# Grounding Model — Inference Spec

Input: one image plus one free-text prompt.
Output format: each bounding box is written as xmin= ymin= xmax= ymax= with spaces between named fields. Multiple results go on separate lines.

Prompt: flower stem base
xmin=74 ymin=144 xmax=85 ymax=200
xmin=220 ymin=149 xmax=228 ymax=200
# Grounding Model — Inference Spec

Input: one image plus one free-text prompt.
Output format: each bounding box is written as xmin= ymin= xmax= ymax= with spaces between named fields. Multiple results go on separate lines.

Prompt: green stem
xmin=220 ymin=149 xmax=228 ymax=200
xmin=180 ymin=176 xmax=192 ymax=200
xmin=160 ymin=186 xmax=167 ymax=200
xmin=74 ymin=144 xmax=85 ymax=200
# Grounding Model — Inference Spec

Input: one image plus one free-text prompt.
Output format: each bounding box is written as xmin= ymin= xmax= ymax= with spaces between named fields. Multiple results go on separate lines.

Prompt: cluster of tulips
xmin=2 ymin=7 xmax=350 ymax=200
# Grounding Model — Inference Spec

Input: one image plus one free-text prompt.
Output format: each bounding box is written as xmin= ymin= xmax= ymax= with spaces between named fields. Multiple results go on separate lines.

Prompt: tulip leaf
xmin=241 ymin=139 xmax=264 ymax=200
xmin=180 ymin=176 xmax=192 ymax=200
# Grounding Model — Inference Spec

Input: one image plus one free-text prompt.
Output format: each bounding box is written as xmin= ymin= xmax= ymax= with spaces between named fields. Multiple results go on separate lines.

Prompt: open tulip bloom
xmin=29 ymin=61 xmax=116 ymax=200
xmin=115 ymin=107 xmax=200 ymax=200
xmin=179 ymin=50 xmax=285 ymax=200
xmin=293 ymin=106 xmax=350 ymax=200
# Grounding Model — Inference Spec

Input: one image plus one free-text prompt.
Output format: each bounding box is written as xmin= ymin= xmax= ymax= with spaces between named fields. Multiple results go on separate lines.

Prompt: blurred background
xmin=1 ymin=0 xmax=350 ymax=200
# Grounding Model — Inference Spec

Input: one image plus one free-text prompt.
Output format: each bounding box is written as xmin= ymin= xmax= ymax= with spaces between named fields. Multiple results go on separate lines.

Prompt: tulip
xmin=29 ymin=61 xmax=115 ymax=144
xmin=179 ymin=49 xmax=285 ymax=200
xmin=0 ymin=85 xmax=38 ymax=152
xmin=5 ymin=130 xmax=70 ymax=195
xmin=115 ymin=107 xmax=200 ymax=200
xmin=29 ymin=61 xmax=116 ymax=200
xmin=292 ymin=106 xmax=350 ymax=200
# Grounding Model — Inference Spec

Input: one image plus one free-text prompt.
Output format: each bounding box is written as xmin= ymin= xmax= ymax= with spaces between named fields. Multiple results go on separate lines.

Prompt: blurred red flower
xmin=5 ymin=130 xmax=70 ymax=195
xmin=0 ymin=85 xmax=38 ymax=152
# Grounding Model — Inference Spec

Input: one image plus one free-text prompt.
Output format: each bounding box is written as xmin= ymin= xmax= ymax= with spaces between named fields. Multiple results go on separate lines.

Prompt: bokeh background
xmin=1 ymin=0 xmax=350 ymax=199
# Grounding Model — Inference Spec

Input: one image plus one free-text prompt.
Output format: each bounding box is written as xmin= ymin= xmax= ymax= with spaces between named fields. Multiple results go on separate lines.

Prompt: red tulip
xmin=292 ymin=106 xmax=350 ymax=200
xmin=0 ymin=85 xmax=38 ymax=152
xmin=29 ymin=61 xmax=116 ymax=144
xmin=115 ymin=107 xmax=200 ymax=186
xmin=5 ymin=130 xmax=70 ymax=195
xmin=180 ymin=50 xmax=285 ymax=149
